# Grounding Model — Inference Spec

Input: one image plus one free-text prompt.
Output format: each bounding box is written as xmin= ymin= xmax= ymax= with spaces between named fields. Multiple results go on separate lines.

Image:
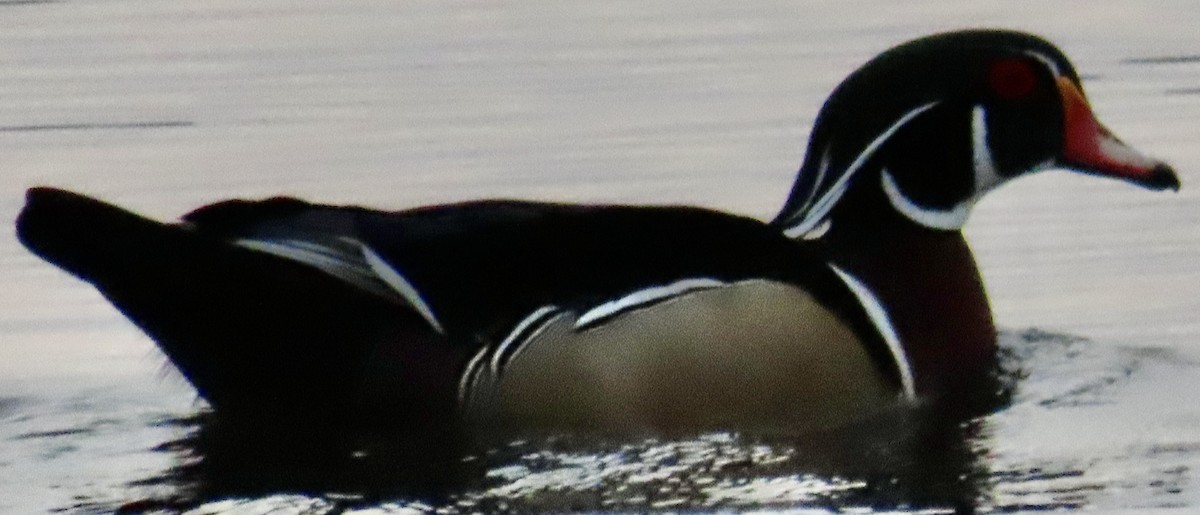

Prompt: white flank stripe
xmin=457 ymin=346 xmax=490 ymax=406
xmin=882 ymin=169 xmax=971 ymax=230
xmin=784 ymin=101 xmax=940 ymax=238
xmin=574 ymin=278 xmax=727 ymax=330
xmin=491 ymin=305 xmax=562 ymax=374
xmin=361 ymin=246 xmax=445 ymax=334
xmin=828 ymin=264 xmax=916 ymax=400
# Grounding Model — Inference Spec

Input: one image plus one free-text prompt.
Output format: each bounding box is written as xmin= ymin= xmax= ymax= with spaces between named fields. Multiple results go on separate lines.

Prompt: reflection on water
xmin=984 ymin=332 xmax=1200 ymax=512
xmin=14 ymin=330 xmax=1188 ymax=513
xmin=111 ymin=385 xmax=992 ymax=513
xmin=150 ymin=401 xmax=984 ymax=513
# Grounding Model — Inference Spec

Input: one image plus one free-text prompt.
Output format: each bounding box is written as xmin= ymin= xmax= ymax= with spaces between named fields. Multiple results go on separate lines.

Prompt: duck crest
xmin=776 ymin=101 xmax=941 ymax=238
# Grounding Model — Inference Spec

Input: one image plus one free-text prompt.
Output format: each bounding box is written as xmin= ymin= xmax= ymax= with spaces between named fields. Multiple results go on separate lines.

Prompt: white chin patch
xmin=881 ymin=170 xmax=972 ymax=230
xmin=880 ymin=105 xmax=1017 ymax=231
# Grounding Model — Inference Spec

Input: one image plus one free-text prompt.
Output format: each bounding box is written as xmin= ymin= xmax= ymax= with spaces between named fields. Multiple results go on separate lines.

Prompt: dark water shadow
xmin=109 ymin=415 xmax=484 ymax=514
xmin=103 ymin=365 xmax=1016 ymax=514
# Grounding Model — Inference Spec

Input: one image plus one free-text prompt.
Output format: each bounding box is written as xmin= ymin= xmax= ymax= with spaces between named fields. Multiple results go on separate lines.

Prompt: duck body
xmin=16 ymin=29 xmax=1179 ymax=434
xmin=18 ymin=188 xmax=905 ymax=432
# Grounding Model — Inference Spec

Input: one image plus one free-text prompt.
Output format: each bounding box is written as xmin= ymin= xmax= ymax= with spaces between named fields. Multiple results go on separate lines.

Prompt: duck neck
xmin=816 ymin=202 xmax=998 ymax=398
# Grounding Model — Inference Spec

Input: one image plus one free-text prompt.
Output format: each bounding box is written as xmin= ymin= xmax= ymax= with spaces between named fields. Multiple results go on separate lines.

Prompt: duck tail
xmin=17 ymin=187 xmax=171 ymax=283
xmin=15 ymin=188 xmax=458 ymax=424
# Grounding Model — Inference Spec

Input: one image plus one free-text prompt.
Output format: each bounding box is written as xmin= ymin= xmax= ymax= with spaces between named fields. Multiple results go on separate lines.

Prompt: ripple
xmin=1123 ymin=55 xmax=1200 ymax=65
xmin=983 ymin=328 xmax=1200 ymax=512
xmin=0 ymin=121 xmax=193 ymax=133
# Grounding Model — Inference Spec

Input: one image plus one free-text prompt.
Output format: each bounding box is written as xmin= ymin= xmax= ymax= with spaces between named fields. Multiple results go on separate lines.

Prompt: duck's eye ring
xmin=988 ymin=57 xmax=1038 ymax=100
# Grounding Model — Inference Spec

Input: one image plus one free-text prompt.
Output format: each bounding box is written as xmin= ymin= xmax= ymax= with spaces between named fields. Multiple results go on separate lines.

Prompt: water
xmin=2 ymin=0 xmax=1199 ymax=512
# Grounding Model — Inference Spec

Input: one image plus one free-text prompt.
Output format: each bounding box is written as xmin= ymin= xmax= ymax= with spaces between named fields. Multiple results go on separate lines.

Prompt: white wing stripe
xmin=828 ymin=264 xmax=916 ymax=400
xmin=1023 ymin=50 xmax=1062 ymax=76
xmin=361 ymin=246 xmax=446 ymax=334
xmin=574 ymin=278 xmax=726 ymax=330
xmin=233 ymin=237 xmax=392 ymax=297
xmin=796 ymin=145 xmax=833 ymax=215
xmin=235 ymin=238 xmax=346 ymax=270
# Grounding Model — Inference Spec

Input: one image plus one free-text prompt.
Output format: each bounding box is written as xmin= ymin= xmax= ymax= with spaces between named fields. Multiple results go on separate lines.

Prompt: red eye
xmin=988 ymin=57 xmax=1038 ymax=100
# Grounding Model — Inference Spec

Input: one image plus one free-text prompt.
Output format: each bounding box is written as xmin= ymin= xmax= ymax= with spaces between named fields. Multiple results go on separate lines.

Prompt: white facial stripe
xmin=828 ymin=264 xmax=916 ymax=400
xmin=800 ymin=219 xmax=831 ymax=241
xmin=574 ymin=278 xmax=727 ymax=330
xmin=1023 ymin=50 xmax=1062 ymax=77
xmin=882 ymin=170 xmax=972 ymax=230
xmin=491 ymin=305 xmax=562 ymax=375
xmin=879 ymin=105 xmax=1007 ymax=231
xmin=796 ymin=145 xmax=833 ymax=216
xmin=971 ymin=105 xmax=1004 ymax=195
xmin=783 ymin=181 xmax=848 ymax=238
xmin=361 ymin=245 xmax=445 ymax=334
xmin=783 ymin=101 xmax=940 ymax=238
xmin=973 ymin=106 xmax=1061 ymax=197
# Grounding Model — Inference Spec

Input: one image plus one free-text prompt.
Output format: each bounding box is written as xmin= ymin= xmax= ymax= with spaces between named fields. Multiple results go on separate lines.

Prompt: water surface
xmin=2 ymin=0 xmax=1199 ymax=512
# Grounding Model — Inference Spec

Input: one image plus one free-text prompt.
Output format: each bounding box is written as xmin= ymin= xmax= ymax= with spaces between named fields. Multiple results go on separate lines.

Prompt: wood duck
xmin=16 ymin=30 xmax=1178 ymax=434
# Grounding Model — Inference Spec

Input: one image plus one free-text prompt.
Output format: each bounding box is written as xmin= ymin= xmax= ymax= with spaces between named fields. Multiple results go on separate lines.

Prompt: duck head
xmin=774 ymin=29 xmax=1179 ymax=237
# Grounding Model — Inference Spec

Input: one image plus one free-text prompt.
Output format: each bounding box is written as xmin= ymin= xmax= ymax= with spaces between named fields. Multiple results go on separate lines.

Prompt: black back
xmin=188 ymin=199 xmax=883 ymax=352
